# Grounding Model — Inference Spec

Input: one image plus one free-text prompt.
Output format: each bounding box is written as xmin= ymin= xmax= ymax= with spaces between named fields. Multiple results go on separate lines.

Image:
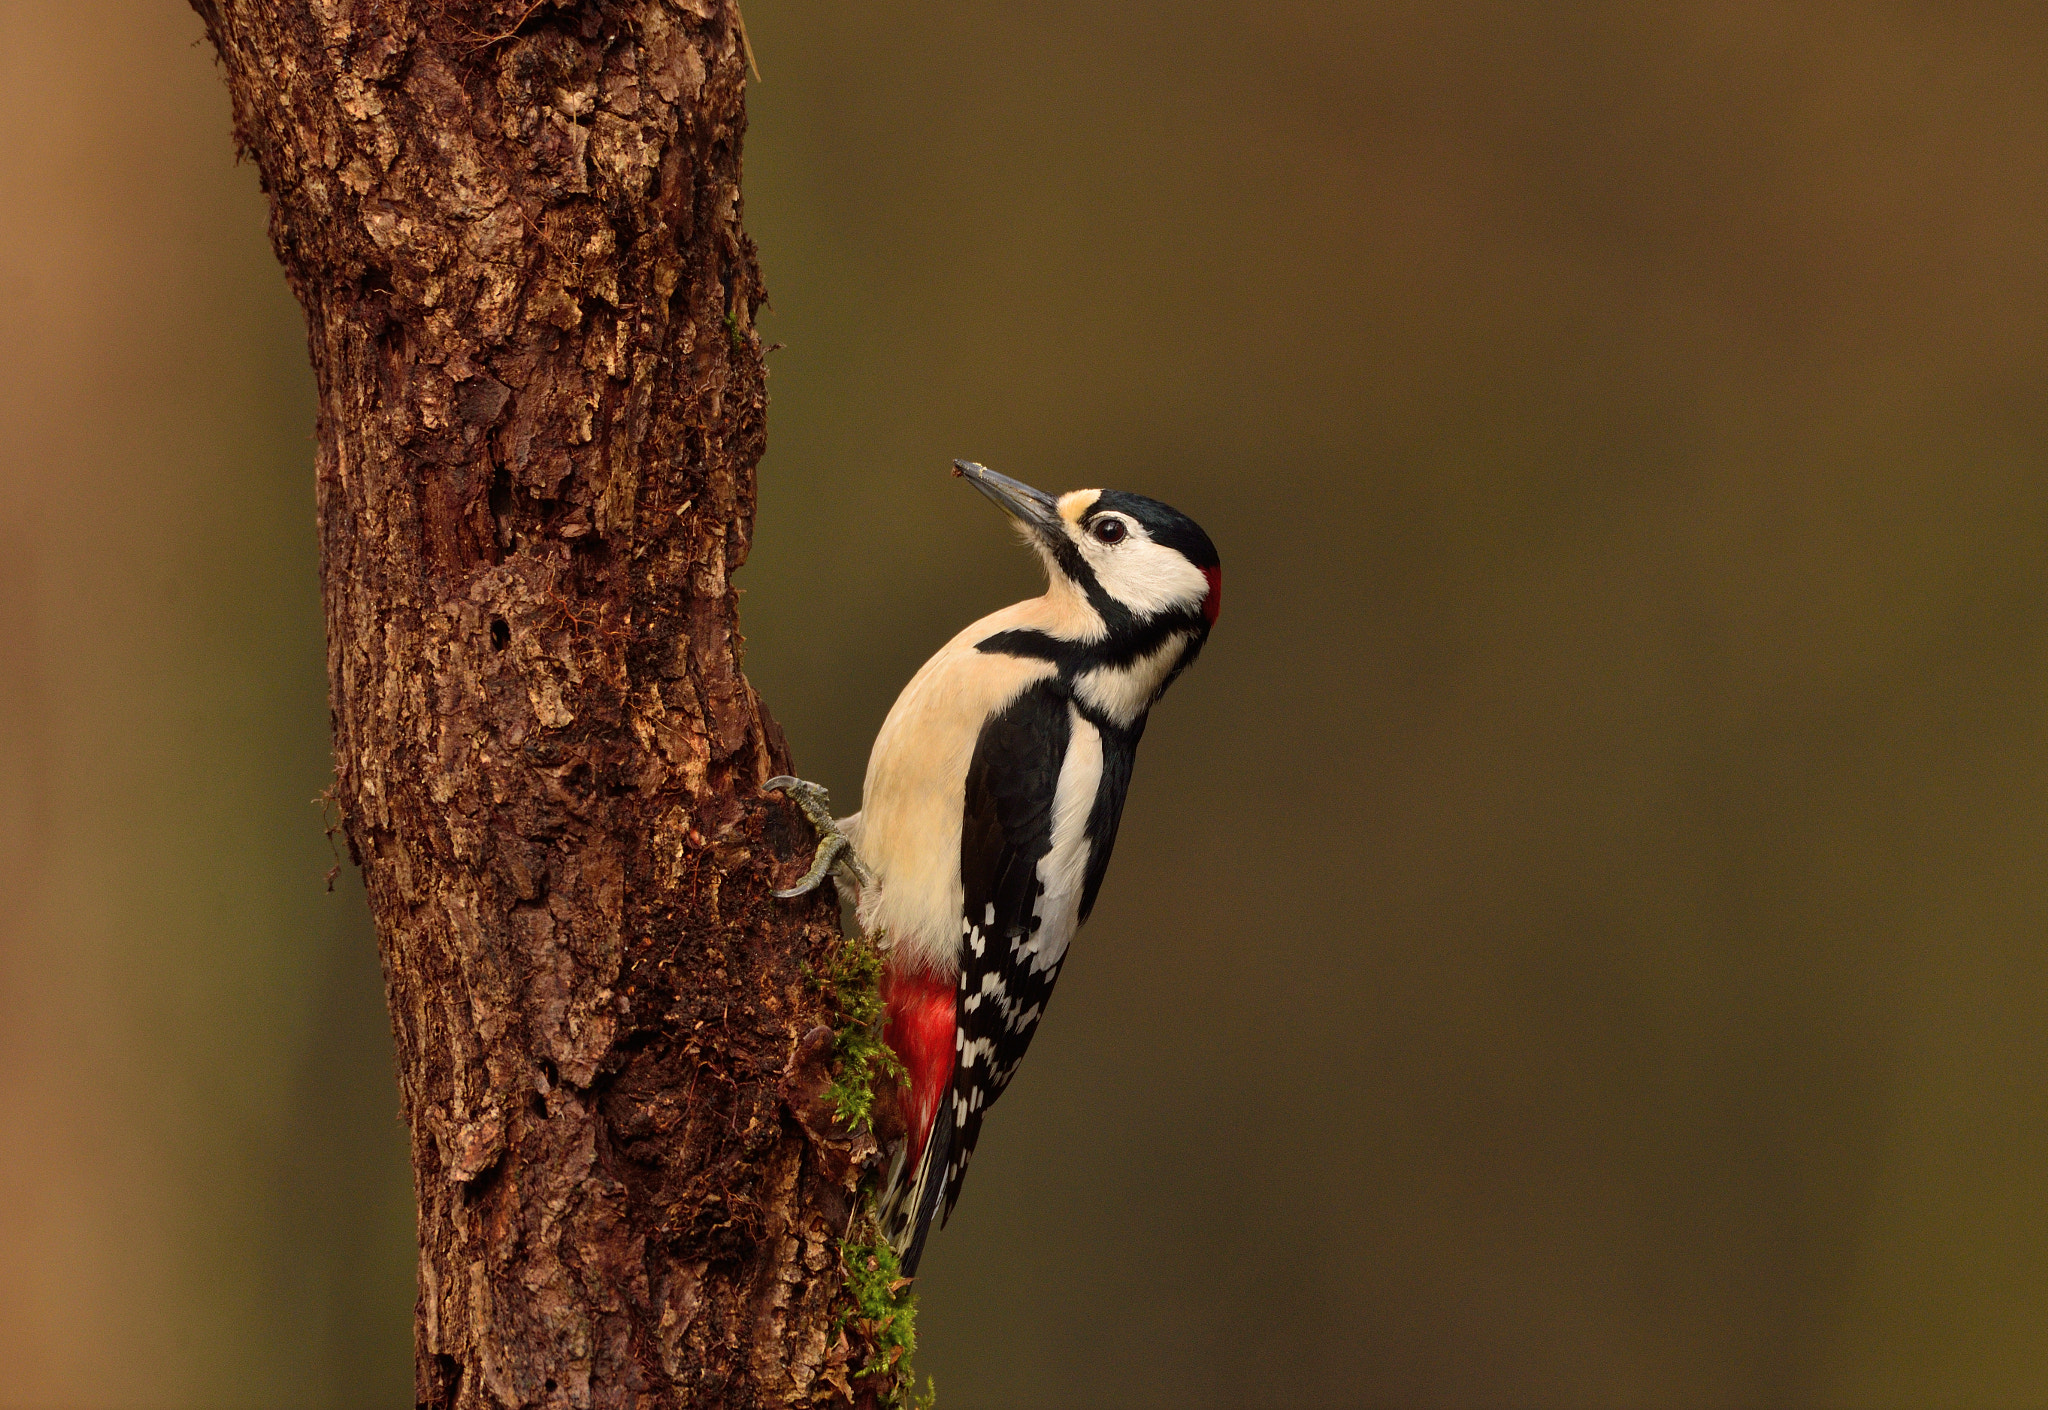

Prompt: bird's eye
xmin=1091 ymin=517 xmax=1127 ymax=545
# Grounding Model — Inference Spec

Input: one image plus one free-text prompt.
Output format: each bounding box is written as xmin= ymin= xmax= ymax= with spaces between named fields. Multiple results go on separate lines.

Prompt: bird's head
xmin=953 ymin=460 xmax=1221 ymax=644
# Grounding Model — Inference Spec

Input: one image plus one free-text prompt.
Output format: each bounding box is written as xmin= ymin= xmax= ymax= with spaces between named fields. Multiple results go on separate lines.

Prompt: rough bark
xmin=189 ymin=4 xmax=876 ymax=1405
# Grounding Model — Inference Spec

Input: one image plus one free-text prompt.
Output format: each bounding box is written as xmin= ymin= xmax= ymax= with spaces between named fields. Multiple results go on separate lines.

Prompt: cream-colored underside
xmin=844 ymin=594 xmax=1101 ymax=977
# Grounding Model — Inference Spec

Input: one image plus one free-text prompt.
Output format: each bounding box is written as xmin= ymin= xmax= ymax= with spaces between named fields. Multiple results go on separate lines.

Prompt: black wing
xmin=939 ymin=680 xmax=1074 ymax=1227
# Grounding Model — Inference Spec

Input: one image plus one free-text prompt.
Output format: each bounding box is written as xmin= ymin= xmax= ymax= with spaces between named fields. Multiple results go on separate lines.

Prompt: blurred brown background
xmin=3 ymin=1 xmax=2045 ymax=1406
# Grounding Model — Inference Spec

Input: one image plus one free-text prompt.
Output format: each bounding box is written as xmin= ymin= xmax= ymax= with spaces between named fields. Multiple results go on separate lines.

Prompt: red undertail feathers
xmin=882 ymin=963 xmax=954 ymax=1171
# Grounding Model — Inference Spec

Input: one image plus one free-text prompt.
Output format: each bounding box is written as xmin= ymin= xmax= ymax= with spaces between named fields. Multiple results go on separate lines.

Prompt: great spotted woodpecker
xmin=770 ymin=460 xmax=1220 ymax=1274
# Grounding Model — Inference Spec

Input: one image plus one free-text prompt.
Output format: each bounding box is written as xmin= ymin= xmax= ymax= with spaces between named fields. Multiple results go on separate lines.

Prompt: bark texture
xmin=190 ymin=4 xmax=876 ymax=1405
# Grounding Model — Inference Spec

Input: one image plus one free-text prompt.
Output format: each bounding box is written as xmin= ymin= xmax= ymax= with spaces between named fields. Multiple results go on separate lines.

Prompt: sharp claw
xmin=774 ymin=831 xmax=847 ymax=898
xmin=766 ymin=774 xmax=872 ymax=899
xmin=764 ymin=775 xmax=837 ymax=833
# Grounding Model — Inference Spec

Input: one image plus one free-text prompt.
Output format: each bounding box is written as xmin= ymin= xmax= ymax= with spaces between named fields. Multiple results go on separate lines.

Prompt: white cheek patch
xmin=1085 ymin=533 xmax=1211 ymax=618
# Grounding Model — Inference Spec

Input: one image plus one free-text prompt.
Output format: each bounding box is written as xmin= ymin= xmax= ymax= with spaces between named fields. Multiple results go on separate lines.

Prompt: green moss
xmin=807 ymin=927 xmax=932 ymax=1403
xmin=807 ymin=933 xmax=932 ymax=1404
xmin=812 ymin=929 xmax=905 ymax=1132
xmin=839 ymin=1219 xmax=936 ymax=1408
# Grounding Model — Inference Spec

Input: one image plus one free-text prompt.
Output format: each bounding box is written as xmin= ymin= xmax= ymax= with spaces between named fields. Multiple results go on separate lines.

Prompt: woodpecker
xmin=769 ymin=459 xmax=1220 ymax=1275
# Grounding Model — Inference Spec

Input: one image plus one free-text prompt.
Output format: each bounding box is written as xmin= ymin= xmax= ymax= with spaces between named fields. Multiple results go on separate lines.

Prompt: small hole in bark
xmin=488 ymin=465 xmax=514 ymax=552
xmin=490 ymin=617 xmax=510 ymax=651
xmin=545 ymin=1380 xmax=559 ymax=1393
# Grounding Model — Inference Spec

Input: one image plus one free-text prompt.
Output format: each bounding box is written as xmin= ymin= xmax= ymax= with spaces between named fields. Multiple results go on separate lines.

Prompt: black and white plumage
xmin=800 ymin=462 xmax=1220 ymax=1275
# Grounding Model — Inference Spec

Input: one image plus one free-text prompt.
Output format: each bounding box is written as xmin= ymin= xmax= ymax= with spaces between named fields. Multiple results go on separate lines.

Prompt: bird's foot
xmin=764 ymin=776 xmax=874 ymax=898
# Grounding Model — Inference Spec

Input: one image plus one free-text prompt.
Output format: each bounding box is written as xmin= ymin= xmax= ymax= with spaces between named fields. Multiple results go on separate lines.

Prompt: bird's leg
xmin=764 ymin=776 xmax=875 ymax=899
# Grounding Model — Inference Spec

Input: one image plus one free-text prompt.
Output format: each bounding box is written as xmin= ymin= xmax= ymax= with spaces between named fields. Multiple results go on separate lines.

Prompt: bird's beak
xmin=953 ymin=460 xmax=1061 ymax=537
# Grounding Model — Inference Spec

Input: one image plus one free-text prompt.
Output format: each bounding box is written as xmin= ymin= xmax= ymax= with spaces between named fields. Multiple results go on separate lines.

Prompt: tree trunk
xmin=189 ymin=4 xmax=879 ymax=1405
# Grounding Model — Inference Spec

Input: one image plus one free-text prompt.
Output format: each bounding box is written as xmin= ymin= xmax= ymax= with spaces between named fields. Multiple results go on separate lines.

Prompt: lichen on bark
xmin=188 ymin=2 xmax=882 ymax=1404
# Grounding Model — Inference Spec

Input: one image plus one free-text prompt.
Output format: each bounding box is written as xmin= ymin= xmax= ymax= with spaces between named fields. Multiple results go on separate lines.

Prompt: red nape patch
xmin=1201 ymin=565 xmax=1223 ymax=626
xmin=882 ymin=964 xmax=955 ymax=1165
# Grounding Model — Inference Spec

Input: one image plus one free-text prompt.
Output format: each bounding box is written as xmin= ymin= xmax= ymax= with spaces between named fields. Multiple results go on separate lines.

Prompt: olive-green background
xmin=4 ymin=3 xmax=2045 ymax=1406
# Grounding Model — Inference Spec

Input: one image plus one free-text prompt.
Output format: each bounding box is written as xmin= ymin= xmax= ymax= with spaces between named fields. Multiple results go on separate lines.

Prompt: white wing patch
xmin=1013 ymin=706 xmax=1102 ymax=977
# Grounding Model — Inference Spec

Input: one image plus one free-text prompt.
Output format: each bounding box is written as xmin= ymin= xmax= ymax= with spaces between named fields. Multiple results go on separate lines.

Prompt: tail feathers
xmin=879 ymin=1093 xmax=955 ymax=1277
